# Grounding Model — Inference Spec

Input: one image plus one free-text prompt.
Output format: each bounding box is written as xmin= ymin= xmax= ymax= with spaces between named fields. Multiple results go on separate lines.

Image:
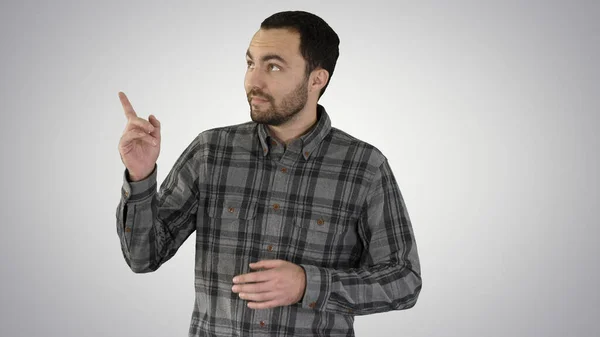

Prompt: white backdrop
xmin=1 ymin=1 xmax=598 ymax=336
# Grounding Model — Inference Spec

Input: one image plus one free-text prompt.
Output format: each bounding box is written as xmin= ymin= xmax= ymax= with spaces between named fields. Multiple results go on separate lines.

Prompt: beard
xmin=247 ymin=76 xmax=308 ymax=126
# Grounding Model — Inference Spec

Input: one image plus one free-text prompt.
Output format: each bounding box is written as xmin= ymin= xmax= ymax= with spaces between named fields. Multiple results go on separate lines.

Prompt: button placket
xmin=253 ymin=311 xmax=270 ymax=332
xmin=253 ymin=143 xmax=288 ymax=331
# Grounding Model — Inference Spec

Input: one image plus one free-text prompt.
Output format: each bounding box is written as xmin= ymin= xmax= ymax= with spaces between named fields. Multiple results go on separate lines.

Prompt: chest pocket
xmin=292 ymin=208 xmax=359 ymax=266
xmin=206 ymin=199 xmax=256 ymax=220
xmin=205 ymin=198 xmax=258 ymax=237
xmin=293 ymin=209 xmax=353 ymax=233
xmin=206 ymin=198 xmax=257 ymax=220
xmin=203 ymin=198 xmax=258 ymax=284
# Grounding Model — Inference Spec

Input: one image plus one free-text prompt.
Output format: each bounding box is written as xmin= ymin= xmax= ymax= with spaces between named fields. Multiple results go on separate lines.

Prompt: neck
xmin=267 ymin=105 xmax=318 ymax=144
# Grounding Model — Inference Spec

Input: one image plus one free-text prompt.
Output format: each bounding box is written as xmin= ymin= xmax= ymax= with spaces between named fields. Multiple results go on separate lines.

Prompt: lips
xmin=250 ymin=96 xmax=269 ymax=104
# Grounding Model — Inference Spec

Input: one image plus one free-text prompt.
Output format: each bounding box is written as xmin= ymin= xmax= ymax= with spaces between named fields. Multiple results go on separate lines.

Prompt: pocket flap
xmin=206 ymin=198 xmax=257 ymax=220
xmin=294 ymin=209 xmax=352 ymax=233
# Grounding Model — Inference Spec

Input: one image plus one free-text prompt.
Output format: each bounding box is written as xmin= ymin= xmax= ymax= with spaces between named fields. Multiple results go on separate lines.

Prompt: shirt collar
xmin=257 ymin=104 xmax=332 ymax=160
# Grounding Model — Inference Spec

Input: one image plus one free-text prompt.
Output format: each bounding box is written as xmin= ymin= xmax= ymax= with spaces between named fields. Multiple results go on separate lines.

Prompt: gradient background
xmin=1 ymin=1 xmax=598 ymax=336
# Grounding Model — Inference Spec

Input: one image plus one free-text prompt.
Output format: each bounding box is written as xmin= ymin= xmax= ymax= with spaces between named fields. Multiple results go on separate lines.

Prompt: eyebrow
xmin=246 ymin=49 xmax=289 ymax=66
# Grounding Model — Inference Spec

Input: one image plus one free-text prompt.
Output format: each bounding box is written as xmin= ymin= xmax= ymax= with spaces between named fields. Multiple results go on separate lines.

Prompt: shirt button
xmin=317 ymin=218 xmax=325 ymax=226
xmin=228 ymin=207 xmax=235 ymax=213
xmin=267 ymin=245 xmax=274 ymax=252
xmin=259 ymin=320 xmax=266 ymax=327
xmin=280 ymin=167 xmax=287 ymax=173
xmin=273 ymin=203 xmax=280 ymax=210
xmin=125 ymin=227 xmax=132 ymax=233
xmin=309 ymin=301 xmax=317 ymax=309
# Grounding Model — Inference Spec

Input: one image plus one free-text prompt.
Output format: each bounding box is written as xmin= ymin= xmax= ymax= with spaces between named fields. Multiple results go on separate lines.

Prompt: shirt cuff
xmin=299 ymin=264 xmax=330 ymax=311
xmin=122 ymin=164 xmax=158 ymax=203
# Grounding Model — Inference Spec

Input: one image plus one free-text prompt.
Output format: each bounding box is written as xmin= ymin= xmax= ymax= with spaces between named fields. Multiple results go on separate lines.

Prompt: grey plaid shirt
xmin=116 ymin=105 xmax=422 ymax=336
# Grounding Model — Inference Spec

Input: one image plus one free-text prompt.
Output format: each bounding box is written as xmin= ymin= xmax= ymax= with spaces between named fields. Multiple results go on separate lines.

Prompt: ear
xmin=308 ymin=68 xmax=329 ymax=94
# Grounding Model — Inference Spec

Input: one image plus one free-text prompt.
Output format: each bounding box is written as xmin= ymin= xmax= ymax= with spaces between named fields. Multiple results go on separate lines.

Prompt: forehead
xmin=248 ymin=28 xmax=302 ymax=59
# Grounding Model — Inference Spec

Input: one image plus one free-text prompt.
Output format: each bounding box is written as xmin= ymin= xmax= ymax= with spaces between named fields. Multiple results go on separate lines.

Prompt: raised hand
xmin=117 ymin=91 xmax=161 ymax=181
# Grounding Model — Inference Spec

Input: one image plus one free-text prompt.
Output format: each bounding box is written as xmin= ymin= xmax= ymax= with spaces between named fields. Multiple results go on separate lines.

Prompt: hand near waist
xmin=232 ymin=259 xmax=306 ymax=309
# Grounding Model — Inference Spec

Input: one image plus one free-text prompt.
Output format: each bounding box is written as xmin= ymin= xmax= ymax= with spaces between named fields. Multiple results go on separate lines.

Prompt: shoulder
xmin=327 ymin=126 xmax=387 ymax=168
xmin=198 ymin=121 xmax=257 ymax=139
xmin=186 ymin=120 xmax=256 ymax=146
xmin=187 ymin=121 xmax=258 ymax=156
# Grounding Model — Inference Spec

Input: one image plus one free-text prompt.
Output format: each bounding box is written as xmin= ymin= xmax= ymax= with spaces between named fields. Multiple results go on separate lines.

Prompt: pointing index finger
xmin=119 ymin=91 xmax=137 ymax=119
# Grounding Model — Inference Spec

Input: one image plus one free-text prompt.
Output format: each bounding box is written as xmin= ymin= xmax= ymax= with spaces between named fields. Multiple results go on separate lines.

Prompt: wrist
xmin=127 ymin=167 xmax=154 ymax=182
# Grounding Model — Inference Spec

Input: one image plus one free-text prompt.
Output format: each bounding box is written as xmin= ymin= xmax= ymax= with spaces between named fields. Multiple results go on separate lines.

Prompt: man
xmin=116 ymin=10 xmax=421 ymax=337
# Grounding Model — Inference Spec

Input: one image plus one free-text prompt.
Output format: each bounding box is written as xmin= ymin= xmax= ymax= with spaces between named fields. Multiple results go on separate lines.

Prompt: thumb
xmin=148 ymin=114 xmax=161 ymax=137
xmin=149 ymin=114 xmax=160 ymax=127
xmin=249 ymin=259 xmax=281 ymax=270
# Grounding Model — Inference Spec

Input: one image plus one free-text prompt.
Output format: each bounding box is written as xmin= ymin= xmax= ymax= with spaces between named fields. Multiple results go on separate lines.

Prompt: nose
xmin=244 ymin=67 xmax=266 ymax=92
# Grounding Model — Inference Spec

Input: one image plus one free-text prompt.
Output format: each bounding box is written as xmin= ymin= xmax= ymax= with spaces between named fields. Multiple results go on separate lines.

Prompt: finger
xmin=247 ymin=299 xmax=280 ymax=310
xmin=239 ymin=291 xmax=276 ymax=302
xmin=232 ymin=282 xmax=271 ymax=294
xmin=119 ymin=92 xmax=137 ymax=120
xmin=125 ymin=116 xmax=155 ymax=134
xmin=249 ymin=259 xmax=283 ymax=270
xmin=148 ymin=114 xmax=161 ymax=138
xmin=120 ymin=129 xmax=158 ymax=147
xmin=233 ymin=270 xmax=273 ymax=284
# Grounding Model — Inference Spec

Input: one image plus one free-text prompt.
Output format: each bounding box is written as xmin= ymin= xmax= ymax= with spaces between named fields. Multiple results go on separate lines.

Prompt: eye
xmin=268 ymin=64 xmax=281 ymax=71
xmin=246 ymin=60 xmax=255 ymax=69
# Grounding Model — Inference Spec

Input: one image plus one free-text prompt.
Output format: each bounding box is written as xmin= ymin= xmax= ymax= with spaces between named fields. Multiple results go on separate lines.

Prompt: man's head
xmin=245 ymin=11 xmax=340 ymax=126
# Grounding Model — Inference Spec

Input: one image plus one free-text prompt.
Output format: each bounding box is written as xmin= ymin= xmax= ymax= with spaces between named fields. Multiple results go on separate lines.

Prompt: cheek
xmin=270 ymin=79 xmax=292 ymax=96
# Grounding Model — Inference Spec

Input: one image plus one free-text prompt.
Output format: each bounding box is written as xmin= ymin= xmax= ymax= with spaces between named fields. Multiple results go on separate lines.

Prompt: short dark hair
xmin=261 ymin=11 xmax=340 ymax=98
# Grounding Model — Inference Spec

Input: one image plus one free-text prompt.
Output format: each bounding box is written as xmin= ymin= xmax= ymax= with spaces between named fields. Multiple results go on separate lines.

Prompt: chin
xmin=250 ymin=109 xmax=267 ymax=124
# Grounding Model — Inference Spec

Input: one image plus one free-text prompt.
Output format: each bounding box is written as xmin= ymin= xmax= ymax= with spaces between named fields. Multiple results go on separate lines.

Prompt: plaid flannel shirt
xmin=116 ymin=105 xmax=422 ymax=336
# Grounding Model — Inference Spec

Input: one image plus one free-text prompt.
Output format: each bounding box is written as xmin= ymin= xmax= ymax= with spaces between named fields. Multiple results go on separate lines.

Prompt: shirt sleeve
xmin=115 ymin=136 xmax=203 ymax=273
xmin=299 ymin=158 xmax=422 ymax=315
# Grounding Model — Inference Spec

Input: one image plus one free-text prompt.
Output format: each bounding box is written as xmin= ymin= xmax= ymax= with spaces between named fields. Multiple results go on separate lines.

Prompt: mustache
xmin=247 ymin=89 xmax=273 ymax=102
